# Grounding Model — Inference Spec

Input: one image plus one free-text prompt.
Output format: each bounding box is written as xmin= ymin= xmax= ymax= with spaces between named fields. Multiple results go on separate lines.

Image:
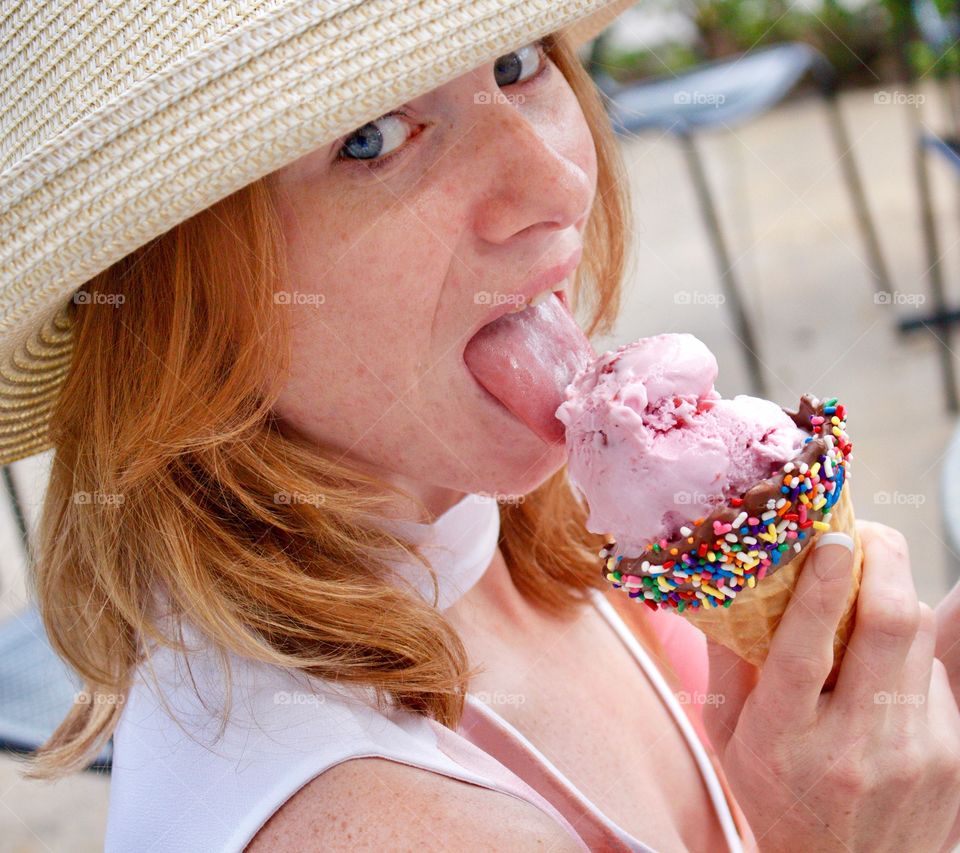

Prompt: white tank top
xmin=104 ymin=493 xmax=747 ymax=852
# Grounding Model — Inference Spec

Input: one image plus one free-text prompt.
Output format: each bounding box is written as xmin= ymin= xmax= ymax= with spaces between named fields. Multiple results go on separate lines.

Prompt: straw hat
xmin=0 ymin=0 xmax=635 ymax=468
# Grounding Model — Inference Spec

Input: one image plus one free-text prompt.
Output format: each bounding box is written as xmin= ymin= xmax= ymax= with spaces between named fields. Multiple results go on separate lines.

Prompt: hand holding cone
xmin=682 ymin=483 xmax=861 ymax=689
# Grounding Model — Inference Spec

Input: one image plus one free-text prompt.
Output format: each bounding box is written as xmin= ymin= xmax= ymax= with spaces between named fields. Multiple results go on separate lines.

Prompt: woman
xmin=3 ymin=1 xmax=960 ymax=850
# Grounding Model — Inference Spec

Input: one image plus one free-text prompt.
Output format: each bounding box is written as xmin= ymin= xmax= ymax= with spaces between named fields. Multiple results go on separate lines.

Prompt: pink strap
xmin=456 ymin=698 xmax=643 ymax=851
xmin=425 ymin=717 xmax=594 ymax=851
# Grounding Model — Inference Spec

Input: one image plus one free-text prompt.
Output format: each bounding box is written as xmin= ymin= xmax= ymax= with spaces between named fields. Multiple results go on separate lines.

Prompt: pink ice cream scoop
xmin=555 ymin=333 xmax=808 ymax=558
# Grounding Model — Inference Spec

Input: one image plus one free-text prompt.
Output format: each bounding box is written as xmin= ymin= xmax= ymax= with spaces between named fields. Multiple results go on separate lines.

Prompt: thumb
xmin=703 ymin=636 xmax=759 ymax=753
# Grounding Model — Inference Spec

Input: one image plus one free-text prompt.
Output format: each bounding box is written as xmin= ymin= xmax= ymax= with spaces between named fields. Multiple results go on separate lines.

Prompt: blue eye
xmin=337 ymin=112 xmax=411 ymax=164
xmin=493 ymin=40 xmax=546 ymax=87
xmin=335 ymin=38 xmax=549 ymax=170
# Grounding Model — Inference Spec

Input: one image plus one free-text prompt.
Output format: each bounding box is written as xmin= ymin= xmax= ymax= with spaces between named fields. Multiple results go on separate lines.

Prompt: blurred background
xmin=2 ymin=1 xmax=960 ymax=849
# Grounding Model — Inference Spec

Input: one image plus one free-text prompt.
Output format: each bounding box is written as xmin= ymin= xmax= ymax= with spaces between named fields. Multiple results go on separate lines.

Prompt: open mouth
xmin=503 ymin=282 xmax=571 ymax=314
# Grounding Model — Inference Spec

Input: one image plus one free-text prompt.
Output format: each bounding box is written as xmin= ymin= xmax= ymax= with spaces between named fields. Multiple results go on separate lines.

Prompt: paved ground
xmin=1 ymin=81 xmax=959 ymax=851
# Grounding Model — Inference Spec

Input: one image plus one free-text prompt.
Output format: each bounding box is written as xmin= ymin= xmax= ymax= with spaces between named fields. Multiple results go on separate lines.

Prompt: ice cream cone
xmin=681 ymin=482 xmax=862 ymax=689
xmin=588 ymin=387 xmax=857 ymax=690
xmin=556 ymin=335 xmax=861 ymax=689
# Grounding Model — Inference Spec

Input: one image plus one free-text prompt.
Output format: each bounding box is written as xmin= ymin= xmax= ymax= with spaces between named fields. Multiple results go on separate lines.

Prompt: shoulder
xmin=244 ymin=755 xmax=583 ymax=852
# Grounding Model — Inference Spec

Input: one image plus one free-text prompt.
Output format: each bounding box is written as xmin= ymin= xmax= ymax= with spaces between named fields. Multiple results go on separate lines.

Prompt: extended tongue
xmin=463 ymin=294 xmax=595 ymax=444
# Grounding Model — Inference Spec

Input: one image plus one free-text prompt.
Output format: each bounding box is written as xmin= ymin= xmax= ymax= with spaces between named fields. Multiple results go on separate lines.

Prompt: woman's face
xmin=269 ymin=38 xmax=597 ymax=517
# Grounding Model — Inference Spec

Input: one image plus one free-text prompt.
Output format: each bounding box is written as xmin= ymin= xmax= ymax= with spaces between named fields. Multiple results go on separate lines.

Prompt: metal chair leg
xmin=678 ymin=132 xmax=768 ymax=397
xmin=822 ymin=93 xmax=895 ymax=296
xmin=910 ymin=132 xmax=960 ymax=413
xmin=1 ymin=465 xmax=30 ymax=564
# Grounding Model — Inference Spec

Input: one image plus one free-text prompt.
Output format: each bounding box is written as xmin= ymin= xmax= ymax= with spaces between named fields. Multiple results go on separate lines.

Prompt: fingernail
xmin=811 ymin=532 xmax=854 ymax=580
xmin=815 ymin=532 xmax=854 ymax=552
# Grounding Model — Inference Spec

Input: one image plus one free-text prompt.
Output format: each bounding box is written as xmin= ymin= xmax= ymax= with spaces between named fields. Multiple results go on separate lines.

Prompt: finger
xmin=881 ymin=602 xmax=937 ymax=724
xmin=754 ymin=532 xmax=857 ymax=727
xmin=928 ymin=658 xmax=960 ymax=739
xmin=924 ymin=659 xmax=960 ymax=798
xmin=703 ymin=637 xmax=759 ymax=753
xmin=935 ymin=581 xmax=960 ymax=701
xmin=834 ymin=524 xmax=920 ymax=710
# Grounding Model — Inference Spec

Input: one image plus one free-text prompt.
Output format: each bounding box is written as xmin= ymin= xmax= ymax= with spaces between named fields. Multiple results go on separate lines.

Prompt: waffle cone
xmin=682 ymin=483 xmax=862 ymax=689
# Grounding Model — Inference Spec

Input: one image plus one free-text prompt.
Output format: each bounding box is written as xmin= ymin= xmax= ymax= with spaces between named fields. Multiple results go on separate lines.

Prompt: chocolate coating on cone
xmin=600 ymin=394 xmax=853 ymax=613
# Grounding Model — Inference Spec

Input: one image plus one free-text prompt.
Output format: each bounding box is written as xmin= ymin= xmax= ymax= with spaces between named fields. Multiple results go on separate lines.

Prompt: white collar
xmin=374 ymin=492 xmax=501 ymax=611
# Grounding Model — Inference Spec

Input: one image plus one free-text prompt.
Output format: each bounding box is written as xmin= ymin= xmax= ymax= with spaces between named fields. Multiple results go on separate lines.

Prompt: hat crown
xmin=2 ymin=2 xmax=276 ymax=174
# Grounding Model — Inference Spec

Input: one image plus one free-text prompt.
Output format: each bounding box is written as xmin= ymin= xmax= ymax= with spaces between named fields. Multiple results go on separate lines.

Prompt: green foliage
xmin=601 ymin=43 xmax=700 ymax=81
xmin=886 ymin=0 xmax=960 ymax=79
xmin=597 ymin=0 xmax=958 ymax=87
xmin=908 ymin=39 xmax=960 ymax=77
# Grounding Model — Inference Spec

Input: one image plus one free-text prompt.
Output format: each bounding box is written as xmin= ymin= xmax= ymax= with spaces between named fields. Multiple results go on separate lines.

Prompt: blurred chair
xmin=0 ymin=465 xmax=111 ymax=772
xmin=896 ymin=0 xmax=960 ymax=413
xmin=588 ymin=39 xmax=894 ymax=398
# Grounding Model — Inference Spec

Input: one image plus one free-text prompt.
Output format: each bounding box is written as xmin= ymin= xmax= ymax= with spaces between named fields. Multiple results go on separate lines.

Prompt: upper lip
xmin=465 ymin=244 xmax=583 ymax=343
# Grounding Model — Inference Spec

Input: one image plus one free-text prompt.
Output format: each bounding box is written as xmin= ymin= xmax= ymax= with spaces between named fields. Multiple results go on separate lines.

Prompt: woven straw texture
xmin=683 ymin=481 xmax=863 ymax=690
xmin=0 ymin=0 xmax=634 ymax=466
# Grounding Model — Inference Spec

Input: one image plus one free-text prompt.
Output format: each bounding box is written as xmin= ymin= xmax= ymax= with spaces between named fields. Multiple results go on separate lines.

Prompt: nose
xmin=467 ymin=100 xmax=594 ymax=245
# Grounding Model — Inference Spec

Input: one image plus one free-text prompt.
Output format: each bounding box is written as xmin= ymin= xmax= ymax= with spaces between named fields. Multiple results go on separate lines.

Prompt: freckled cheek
xmin=280 ymin=317 xmax=403 ymax=427
xmin=326 ymin=287 xmax=425 ymax=392
xmin=285 ymin=195 xmax=449 ymax=388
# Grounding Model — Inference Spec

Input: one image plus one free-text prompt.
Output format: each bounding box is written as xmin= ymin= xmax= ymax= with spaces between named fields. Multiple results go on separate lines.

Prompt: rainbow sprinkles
xmin=600 ymin=395 xmax=853 ymax=613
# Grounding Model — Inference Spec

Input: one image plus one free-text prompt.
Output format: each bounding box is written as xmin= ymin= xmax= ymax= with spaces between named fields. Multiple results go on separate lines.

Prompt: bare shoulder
xmin=244 ymin=755 xmax=582 ymax=852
